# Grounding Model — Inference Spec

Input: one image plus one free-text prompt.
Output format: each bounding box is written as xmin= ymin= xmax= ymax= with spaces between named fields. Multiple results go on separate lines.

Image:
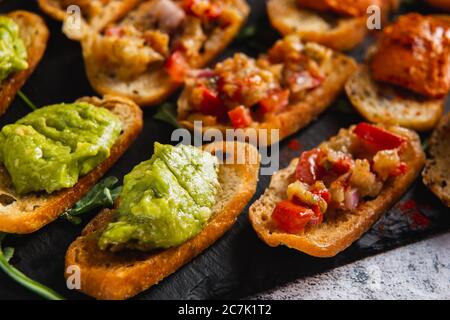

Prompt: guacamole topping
xmin=0 ymin=16 xmax=28 ymax=83
xmin=0 ymin=102 xmax=122 ymax=194
xmin=98 ymin=143 xmax=220 ymax=251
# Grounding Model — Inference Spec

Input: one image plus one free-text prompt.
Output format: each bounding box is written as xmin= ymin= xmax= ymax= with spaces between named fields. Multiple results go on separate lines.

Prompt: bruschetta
xmin=38 ymin=0 xmax=140 ymax=39
xmin=423 ymin=112 xmax=450 ymax=207
xmin=249 ymin=122 xmax=425 ymax=257
xmin=0 ymin=95 xmax=143 ymax=234
xmin=65 ymin=141 xmax=260 ymax=300
xmin=78 ymin=0 xmax=249 ymax=106
xmin=267 ymin=0 xmax=399 ymax=51
xmin=177 ymin=35 xmax=357 ymax=146
xmin=346 ymin=13 xmax=449 ymax=131
xmin=0 ymin=11 xmax=48 ymax=117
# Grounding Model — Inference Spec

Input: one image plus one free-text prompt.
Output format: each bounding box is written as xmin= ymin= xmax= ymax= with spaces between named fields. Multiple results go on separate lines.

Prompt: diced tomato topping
xmin=287 ymin=71 xmax=324 ymax=92
xmin=205 ymin=3 xmax=222 ymax=19
xmin=295 ymin=149 xmax=324 ymax=185
xmin=332 ymin=156 xmax=352 ymax=175
xmin=310 ymin=204 xmax=323 ymax=224
xmin=183 ymin=0 xmax=222 ymax=19
xmin=196 ymin=84 xmax=227 ymax=117
xmin=228 ymin=106 xmax=252 ymax=128
xmin=165 ymin=51 xmax=190 ymax=83
xmin=105 ymin=26 xmax=124 ymax=37
xmin=312 ymin=189 xmax=331 ymax=204
xmin=272 ymin=200 xmax=315 ymax=233
xmin=259 ymin=89 xmax=290 ymax=114
xmin=391 ymin=162 xmax=408 ymax=177
xmin=354 ymin=123 xmax=407 ymax=151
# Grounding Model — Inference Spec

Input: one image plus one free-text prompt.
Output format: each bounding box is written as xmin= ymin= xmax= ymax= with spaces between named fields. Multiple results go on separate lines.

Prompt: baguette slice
xmin=82 ymin=0 xmax=249 ymax=107
xmin=267 ymin=0 xmax=393 ymax=51
xmin=346 ymin=66 xmax=445 ymax=132
xmin=423 ymin=112 xmax=450 ymax=207
xmin=38 ymin=0 xmax=140 ymax=38
xmin=178 ymin=48 xmax=357 ymax=146
xmin=0 ymin=95 xmax=143 ymax=234
xmin=0 ymin=11 xmax=49 ymax=117
xmin=65 ymin=141 xmax=260 ymax=300
xmin=249 ymin=125 xmax=425 ymax=258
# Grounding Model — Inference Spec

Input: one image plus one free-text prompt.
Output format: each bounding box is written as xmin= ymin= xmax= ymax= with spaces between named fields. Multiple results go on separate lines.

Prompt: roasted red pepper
xmin=183 ymin=0 xmax=222 ymax=19
xmin=354 ymin=123 xmax=407 ymax=151
xmin=228 ymin=106 xmax=252 ymax=128
xmin=295 ymin=149 xmax=324 ymax=185
xmin=259 ymin=89 xmax=290 ymax=114
xmin=165 ymin=51 xmax=190 ymax=83
xmin=272 ymin=200 xmax=315 ymax=233
xmin=196 ymin=84 xmax=227 ymax=117
xmin=391 ymin=162 xmax=408 ymax=177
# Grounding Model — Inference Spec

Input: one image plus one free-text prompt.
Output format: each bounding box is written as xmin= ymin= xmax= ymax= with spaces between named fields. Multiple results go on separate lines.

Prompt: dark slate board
xmin=0 ymin=0 xmax=449 ymax=300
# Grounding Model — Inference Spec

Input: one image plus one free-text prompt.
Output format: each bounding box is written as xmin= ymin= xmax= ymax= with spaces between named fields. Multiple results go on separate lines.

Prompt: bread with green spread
xmin=0 ymin=95 xmax=143 ymax=234
xmin=65 ymin=141 xmax=260 ymax=300
xmin=0 ymin=11 xmax=49 ymax=117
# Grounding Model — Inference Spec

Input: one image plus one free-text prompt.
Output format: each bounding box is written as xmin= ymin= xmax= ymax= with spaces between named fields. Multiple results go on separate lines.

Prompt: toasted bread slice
xmin=65 ymin=141 xmax=260 ymax=300
xmin=38 ymin=0 xmax=140 ymax=36
xmin=178 ymin=49 xmax=357 ymax=146
xmin=346 ymin=66 xmax=445 ymax=132
xmin=426 ymin=0 xmax=450 ymax=11
xmin=267 ymin=0 xmax=368 ymax=51
xmin=0 ymin=11 xmax=49 ymax=117
xmin=423 ymin=112 xmax=450 ymax=207
xmin=0 ymin=95 xmax=143 ymax=234
xmin=249 ymin=125 xmax=425 ymax=258
xmin=82 ymin=0 xmax=249 ymax=107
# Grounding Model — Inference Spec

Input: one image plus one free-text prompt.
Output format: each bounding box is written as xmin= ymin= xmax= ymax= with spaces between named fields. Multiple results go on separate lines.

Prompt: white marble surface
xmin=253 ymin=233 xmax=450 ymax=300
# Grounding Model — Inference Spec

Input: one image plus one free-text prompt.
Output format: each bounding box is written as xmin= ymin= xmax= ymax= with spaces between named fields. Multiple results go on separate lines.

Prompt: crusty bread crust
xmin=0 ymin=95 xmax=143 ymax=234
xmin=267 ymin=0 xmax=369 ymax=51
xmin=38 ymin=0 xmax=140 ymax=34
xmin=0 ymin=11 xmax=49 ymax=117
xmin=346 ymin=66 xmax=445 ymax=132
xmin=65 ymin=141 xmax=260 ymax=300
xmin=82 ymin=0 xmax=250 ymax=107
xmin=249 ymin=125 xmax=425 ymax=258
xmin=423 ymin=112 xmax=450 ymax=207
xmin=178 ymin=49 xmax=357 ymax=146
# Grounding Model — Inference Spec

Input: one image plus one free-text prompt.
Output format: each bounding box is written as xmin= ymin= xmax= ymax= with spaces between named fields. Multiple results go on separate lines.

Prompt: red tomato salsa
xmin=182 ymin=35 xmax=330 ymax=128
xmin=272 ymin=123 xmax=409 ymax=234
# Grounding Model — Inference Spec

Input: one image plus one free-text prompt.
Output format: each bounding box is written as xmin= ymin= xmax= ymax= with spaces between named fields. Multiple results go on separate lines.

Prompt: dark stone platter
xmin=0 ymin=0 xmax=448 ymax=300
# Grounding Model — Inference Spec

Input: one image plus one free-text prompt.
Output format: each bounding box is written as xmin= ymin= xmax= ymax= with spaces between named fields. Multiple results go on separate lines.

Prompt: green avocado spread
xmin=0 ymin=16 xmax=28 ymax=83
xmin=0 ymin=102 xmax=122 ymax=195
xmin=98 ymin=143 xmax=220 ymax=251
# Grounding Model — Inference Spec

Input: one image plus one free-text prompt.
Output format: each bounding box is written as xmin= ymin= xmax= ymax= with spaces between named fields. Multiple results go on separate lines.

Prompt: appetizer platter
xmin=0 ymin=0 xmax=449 ymax=300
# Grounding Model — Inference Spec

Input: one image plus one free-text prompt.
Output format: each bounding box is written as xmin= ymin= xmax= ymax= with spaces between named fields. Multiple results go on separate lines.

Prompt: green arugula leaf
xmin=236 ymin=25 xmax=256 ymax=41
xmin=62 ymin=176 xmax=122 ymax=225
xmin=0 ymin=233 xmax=65 ymax=300
xmin=422 ymin=137 xmax=430 ymax=152
xmin=154 ymin=102 xmax=180 ymax=128
xmin=17 ymin=90 xmax=38 ymax=111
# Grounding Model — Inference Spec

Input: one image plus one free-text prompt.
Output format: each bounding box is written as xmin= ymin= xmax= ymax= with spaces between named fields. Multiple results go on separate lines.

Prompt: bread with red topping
xmin=249 ymin=124 xmax=425 ymax=257
xmin=267 ymin=0 xmax=399 ymax=51
xmin=370 ymin=13 xmax=450 ymax=98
